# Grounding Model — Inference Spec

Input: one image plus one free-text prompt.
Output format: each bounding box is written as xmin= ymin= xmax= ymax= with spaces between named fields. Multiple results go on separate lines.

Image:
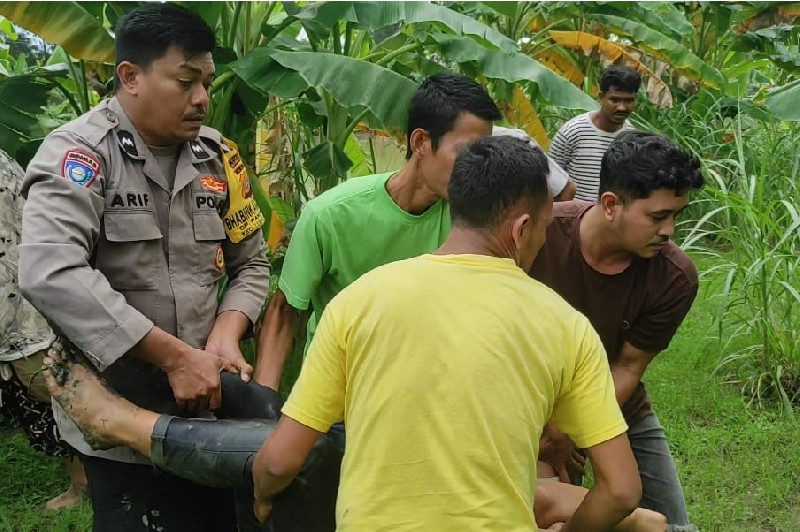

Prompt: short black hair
xmin=599 ymin=66 xmax=641 ymax=93
xmin=449 ymin=136 xmax=550 ymax=228
xmin=599 ymin=130 xmax=704 ymax=203
xmin=114 ymin=3 xmax=216 ymax=92
xmin=406 ymin=73 xmax=501 ymax=159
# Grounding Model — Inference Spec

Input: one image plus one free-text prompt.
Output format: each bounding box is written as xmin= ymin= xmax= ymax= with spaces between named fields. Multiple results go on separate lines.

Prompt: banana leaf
xmin=585 ymin=13 xmax=725 ymax=89
xmin=0 ymin=2 xmax=114 ymax=63
xmin=229 ymin=47 xmax=418 ymax=133
xmin=430 ymin=34 xmax=597 ymax=111
xmin=284 ymin=1 xmax=518 ymax=52
xmin=0 ymin=67 xmax=68 ymax=165
xmin=764 ymin=78 xmax=800 ymax=121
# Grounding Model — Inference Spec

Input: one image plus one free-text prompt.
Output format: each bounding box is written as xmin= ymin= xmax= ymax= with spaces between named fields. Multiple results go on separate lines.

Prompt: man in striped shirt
xmin=550 ymin=66 xmax=640 ymax=201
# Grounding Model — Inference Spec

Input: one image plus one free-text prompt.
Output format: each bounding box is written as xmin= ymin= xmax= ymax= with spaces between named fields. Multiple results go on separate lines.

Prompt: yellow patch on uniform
xmin=214 ymin=244 xmax=224 ymax=271
xmin=221 ymin=138 xmax=264 ymax=243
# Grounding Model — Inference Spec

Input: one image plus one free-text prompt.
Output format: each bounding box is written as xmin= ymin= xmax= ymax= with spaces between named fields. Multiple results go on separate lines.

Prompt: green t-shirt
xmin=278 ymin=172 xmax=452 ymax=353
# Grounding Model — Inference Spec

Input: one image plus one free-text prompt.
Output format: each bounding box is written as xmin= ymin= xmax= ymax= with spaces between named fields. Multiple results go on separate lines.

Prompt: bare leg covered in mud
xmin=42 ymin=349 xmax=158 ymax=458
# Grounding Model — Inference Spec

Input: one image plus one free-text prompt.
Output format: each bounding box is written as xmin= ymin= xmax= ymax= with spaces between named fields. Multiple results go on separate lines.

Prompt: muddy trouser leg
xmin=151 ymin=376 xmax=341 ymax=532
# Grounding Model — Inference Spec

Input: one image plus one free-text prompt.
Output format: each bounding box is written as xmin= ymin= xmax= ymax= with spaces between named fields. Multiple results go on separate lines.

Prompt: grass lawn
xmin=1 ymin=269 xmax=797 ymax=531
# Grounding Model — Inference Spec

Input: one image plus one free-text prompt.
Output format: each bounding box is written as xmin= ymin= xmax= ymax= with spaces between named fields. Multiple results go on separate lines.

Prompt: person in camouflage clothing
xmin=0 ymin=147 xmax=87 ymax=510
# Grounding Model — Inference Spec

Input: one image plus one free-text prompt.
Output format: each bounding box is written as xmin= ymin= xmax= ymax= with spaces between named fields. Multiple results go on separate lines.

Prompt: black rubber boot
xmin=151 ymin=416 xmax=340 ymax=531
xmin=218 ymin=372 xmax=285 ymax=420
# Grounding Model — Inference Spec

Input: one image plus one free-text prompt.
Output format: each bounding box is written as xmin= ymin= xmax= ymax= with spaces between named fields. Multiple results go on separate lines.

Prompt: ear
xmin=510 ymin=213 xmax=531 ymax=250
xmin=599 ymin=191 xmax=621 ymax=220
xmin=408 ymin=129 xmax=430 ymax=159
xmin=117 ymin=61 xmax=142 ymax=96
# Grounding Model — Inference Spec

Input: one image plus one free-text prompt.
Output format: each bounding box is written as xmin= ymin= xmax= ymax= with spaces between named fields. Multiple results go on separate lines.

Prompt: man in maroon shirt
xmin=531 ymin=130 xmax=703 ymax=530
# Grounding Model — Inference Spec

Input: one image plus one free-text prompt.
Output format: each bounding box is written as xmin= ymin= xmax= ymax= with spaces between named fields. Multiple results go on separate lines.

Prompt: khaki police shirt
xmin=19 ymin=97 xmax=270 ymax=463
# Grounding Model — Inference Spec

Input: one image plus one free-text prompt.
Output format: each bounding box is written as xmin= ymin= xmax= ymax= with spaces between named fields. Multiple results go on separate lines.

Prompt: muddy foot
xmin=42 ymin=349 xmax=127 ymax=450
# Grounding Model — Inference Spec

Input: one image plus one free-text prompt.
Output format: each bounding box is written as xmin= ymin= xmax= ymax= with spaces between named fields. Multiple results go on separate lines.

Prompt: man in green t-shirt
xmin=252 ymin=73 xmax=502 ymax=390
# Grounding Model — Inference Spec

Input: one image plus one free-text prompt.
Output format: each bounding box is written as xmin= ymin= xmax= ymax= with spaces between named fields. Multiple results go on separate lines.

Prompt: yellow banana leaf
xmin=499 ymin=86 xmax=550 ymax=149
xmin=534 ymin=49 xmax=585 ymax=87
xmin=255 ymin=119 xmax=284 ymax=250
xmin=549 ymin=30 xmax=673 ymax=107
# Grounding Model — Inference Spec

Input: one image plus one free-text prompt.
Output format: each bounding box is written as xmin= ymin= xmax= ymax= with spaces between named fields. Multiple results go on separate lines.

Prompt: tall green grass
xmin=635 ymin=95 xmax=799 ymax=416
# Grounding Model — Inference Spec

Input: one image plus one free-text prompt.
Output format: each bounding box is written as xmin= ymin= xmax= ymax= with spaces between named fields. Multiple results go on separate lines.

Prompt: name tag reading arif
xmin=221 ymin=139 xmax=264 ymax=243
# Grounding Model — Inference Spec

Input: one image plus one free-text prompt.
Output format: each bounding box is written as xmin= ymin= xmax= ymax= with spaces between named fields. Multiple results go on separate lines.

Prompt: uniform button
xmin=105 ymin=111 xmax=117 ymax=123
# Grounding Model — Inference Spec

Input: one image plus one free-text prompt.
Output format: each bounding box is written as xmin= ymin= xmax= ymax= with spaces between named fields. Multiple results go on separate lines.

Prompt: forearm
xmin=253 ymin=292 xmax=297 ymax=389
xmin=207 ymin=310 xmax=250 ymax=348
xmin=562 ymin=485 xmax=635 ymax=532
xmin=252 ymin=416 xmax=317 ymax=503
xmin=611 ymin=364 xmax=643 ymax=406
xmin=128 ymin=326 xmax=192 ymax=372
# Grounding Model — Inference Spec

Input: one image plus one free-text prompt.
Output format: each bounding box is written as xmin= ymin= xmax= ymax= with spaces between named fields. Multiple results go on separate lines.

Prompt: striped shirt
xmin=549 ymin=113 xmax=632 ymax=202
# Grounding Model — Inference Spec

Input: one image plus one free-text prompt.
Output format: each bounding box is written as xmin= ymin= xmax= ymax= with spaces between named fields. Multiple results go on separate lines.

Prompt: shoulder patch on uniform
xmin=200 ymin=175 xmax=227 ymax=193
xmin=117 ymin=130 xmax=138 ymax=157
xmin=61 ymin=150 xmax=101 ymax=188
xmin=189 ymin=140 xmax=209 ymax=159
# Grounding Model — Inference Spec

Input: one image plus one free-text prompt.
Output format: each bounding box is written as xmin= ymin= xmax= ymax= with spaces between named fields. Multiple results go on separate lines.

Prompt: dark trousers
xmin=82 ymin=454 xmax=237 ymax=532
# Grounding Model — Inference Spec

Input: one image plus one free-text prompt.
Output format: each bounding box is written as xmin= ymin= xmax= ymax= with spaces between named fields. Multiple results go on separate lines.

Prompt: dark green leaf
xmin=289 ymin=1 xmax=518 ymax=52
xmin=430 ymin=34 xmax=597 ymax=110
xmin=765 ymin=78 xmax=800 ymax=121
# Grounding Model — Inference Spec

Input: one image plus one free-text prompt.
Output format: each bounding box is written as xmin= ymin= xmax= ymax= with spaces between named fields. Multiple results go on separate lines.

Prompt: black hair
xmin=599 ymin=66 xmax=641 ymax=93
xmin=114 ymin=3 xmax=216 ymax=92
xmin=599 ymin=130 xmax=704 ymax=203
xmin=406 ymin=73 xmax=501 ymax=159
xmin=449 ymin=136 xmax=550 ymax=228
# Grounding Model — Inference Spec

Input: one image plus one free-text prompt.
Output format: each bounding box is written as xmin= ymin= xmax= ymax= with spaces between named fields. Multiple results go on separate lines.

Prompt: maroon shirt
xmin=530 ymin=201 xmax=698 ymax=425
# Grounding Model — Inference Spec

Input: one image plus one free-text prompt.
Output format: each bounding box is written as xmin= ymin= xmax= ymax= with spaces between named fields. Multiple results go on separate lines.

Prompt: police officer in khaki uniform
xmin=19 ymin=4 xmax=270 ymax=530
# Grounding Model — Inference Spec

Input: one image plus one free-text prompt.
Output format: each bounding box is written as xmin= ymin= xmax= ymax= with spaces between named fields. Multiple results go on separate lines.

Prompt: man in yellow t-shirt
xmin=252 ymin=136 xmax=640 ymax=531
xmin=43 ymin=136 xmax=642 ymax=531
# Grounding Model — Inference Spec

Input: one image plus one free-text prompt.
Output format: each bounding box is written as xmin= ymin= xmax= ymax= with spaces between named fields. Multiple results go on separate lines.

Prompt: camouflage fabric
xmin=0 ymin=148 xmax=55 ymax=362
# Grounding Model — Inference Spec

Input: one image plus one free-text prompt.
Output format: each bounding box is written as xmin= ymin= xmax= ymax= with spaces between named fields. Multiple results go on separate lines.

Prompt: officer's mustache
xmin=184 ymin=112 xmax=206 ymax=121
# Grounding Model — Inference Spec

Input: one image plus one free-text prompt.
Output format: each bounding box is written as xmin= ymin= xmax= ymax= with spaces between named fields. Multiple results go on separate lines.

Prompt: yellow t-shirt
xmin=283 ymin=254 xmax=627 ymax=531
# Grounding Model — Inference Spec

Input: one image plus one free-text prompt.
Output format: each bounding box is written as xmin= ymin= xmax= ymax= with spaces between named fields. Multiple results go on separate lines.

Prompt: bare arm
xmin=561 ymin=433 xmax=641 ymax=532
xmin=205 ymin=310 xmax=254 ymax=381
xmin=253 ymin=289 xmax=302 ymax=390
xmin=252 ymin=415 xmax=322 ymax=522
xmin=611 ymin=342 xmax=658 ymax=407
xmin=553 ymin=179 xmax=577 ymax=202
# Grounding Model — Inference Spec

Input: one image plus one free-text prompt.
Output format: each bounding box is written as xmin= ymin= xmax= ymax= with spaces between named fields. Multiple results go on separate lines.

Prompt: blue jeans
xmin=629 ymin=413 xmax=694 ymax=529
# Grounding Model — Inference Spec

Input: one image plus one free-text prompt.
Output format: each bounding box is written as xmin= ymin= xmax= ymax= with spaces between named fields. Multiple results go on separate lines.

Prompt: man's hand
xmin=205 ymin=337 xmax=253 ymax=382
xmin=206 ymin=310 xmax=254 ymax=382
xmin=165 ymin=348 xmax=234 ymax=412
xmin=539 ymin=425 xmax=585 ymax=483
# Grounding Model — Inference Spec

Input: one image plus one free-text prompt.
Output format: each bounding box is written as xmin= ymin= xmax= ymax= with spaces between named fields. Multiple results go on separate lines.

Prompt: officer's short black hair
xmin=114 ymin=3 xmax=216 ymax=92
xmin=406 ymin=73 xmax=501 ymax=159
xmin=599 ymin=130 xmax=704 ymax=204
xmin=449 ymin=136 xmax=550 ymax=229
xmin=598 ymin=66 xmax=641 ymax=94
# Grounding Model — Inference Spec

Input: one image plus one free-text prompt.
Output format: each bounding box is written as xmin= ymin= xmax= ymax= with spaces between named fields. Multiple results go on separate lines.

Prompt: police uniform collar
xmin=188 ymin=126 xmax=224 ymax=163
xmin=107 ymin=98 xmax=147 ymax=161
